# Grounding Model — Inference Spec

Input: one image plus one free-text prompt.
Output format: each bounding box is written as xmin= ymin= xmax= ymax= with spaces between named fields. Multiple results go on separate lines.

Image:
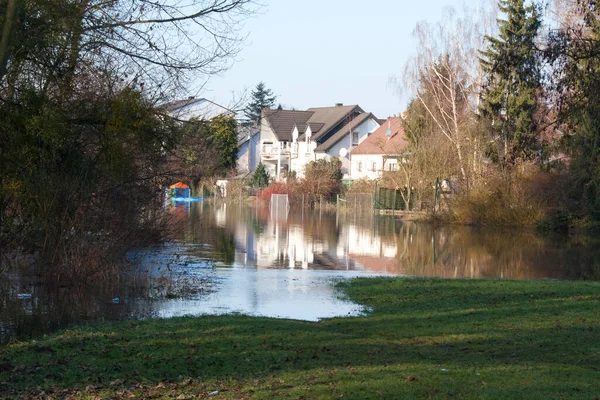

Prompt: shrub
xmin=257 ymin=182 xmax=291 ymax=202
xmin=449 ymin=173 xmax=545 ymax=226
xmin=347 ymin=178 xmax=376 ymax=194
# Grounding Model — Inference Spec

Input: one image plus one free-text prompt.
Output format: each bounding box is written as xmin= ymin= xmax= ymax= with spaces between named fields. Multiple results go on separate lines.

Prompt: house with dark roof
xmin=259 ymin=104 xmax=380 ymax=180
xmin=350 ymin=117 xmax=408 ymax=180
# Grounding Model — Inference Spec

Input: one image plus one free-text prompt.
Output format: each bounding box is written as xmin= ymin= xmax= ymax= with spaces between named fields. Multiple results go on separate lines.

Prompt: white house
xmin=350 ymin=117 xmax=408 ymax=180
xmin=259 ymin=104 xmax=380 ymax=180
xmin=314 ymin=112 xmax=380 ymax=178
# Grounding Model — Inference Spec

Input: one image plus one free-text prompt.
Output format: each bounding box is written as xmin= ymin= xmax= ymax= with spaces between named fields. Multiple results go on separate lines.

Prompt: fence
xmin=375 ymin=188 xmax=417 ymax=211
xmin=343 ymin=193 xmax=374 ymax=211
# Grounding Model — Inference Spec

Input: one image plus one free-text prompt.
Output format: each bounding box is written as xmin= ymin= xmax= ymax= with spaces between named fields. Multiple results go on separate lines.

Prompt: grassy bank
xmin=1 ymin=278 xmax=599 ymax=399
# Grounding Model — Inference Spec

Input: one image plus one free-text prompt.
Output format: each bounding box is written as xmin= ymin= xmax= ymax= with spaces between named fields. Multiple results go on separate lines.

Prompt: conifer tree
xmin=480 ymin=0 xmax=542 ymax=165
xmin=244 ymin=82 xmax=276 ymax=125
xmin=250 ymin=163 xmax=270 ymax=187
xmin=545 ymin=1 xmax=600 ymax=215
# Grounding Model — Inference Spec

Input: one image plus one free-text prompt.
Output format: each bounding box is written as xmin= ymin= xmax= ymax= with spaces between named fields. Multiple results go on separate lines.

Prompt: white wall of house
xmin=258 ymin=119 xmax=284 ymax=179
xmin=238 ymin=141 xmax=250 ymax=172
xmin=292 ymin=139 xmax=317 ymax=178
xmin=350 ymin=154 xmax=384 ymax=180
xmin=237 ymin=133 xmax=260 ymax=173
xmin=317 ymin=118 xmax=381 ymax=179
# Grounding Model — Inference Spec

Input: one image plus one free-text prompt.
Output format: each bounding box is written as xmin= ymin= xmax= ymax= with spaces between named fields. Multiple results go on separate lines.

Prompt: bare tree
xmin=398 ymin=3 xmax=497 ymax=189
xmin=0 ymin=0 xmax=260 ymax=100
xmin=382 ymin=131 xmax=457 ymax=209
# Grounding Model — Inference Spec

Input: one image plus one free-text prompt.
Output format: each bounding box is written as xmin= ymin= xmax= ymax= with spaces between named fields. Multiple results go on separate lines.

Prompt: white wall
xmin=236 ymin=133 xmax=260 ymax=173
xmin=322 ymin=117 xmax=380 ymax=179
xmin=259 ymin=118 xmax=282 ymax=178
xmin=291 ymin=140 xmax=317 ymax=178
xmin=350 ymin=154 xmax=384 ymax=180
xmin=237 ymin=141 xmax=250 ymax=172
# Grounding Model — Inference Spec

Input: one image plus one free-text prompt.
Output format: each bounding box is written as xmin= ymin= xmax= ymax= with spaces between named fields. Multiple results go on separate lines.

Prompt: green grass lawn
xmin=1 ymin=278 xmax=599 ymax=399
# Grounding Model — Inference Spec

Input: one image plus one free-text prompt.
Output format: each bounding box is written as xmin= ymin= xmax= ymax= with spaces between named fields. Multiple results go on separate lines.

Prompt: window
xmin=371 ymin=162 xmax=377 ymax=172
xmin=352 ymin=131 xmax=359 ymax=146
xmin=358 ymin=161 xmax=363 ymax=172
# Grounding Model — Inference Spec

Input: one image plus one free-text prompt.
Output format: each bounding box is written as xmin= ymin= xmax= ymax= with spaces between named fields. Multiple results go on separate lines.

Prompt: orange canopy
xmin=169 ymin=182 xmax=189 ymax=189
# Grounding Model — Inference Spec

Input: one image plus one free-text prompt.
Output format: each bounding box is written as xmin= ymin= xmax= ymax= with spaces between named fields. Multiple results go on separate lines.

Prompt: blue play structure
xmin=168 ymin=182 xmax=203 ymax=202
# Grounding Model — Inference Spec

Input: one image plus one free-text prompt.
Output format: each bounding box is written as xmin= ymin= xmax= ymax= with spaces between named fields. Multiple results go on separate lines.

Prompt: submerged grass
xmin=1 ymin=278 xmax=599 ymax=399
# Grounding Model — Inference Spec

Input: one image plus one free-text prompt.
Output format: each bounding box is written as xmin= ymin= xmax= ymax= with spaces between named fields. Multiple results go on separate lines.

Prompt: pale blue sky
xmin=202 ymin=0 xmax=471 ymax=118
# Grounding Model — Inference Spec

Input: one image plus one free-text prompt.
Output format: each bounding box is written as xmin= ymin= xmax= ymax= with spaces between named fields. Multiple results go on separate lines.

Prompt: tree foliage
xmin=243 ymin=82 xmax=276 ymax=125
xmin=401 ymin=5 xmax=496 ymax=188
xmin=0 ymin=0 xmax=256 ymax=278
xmin=545 ymin=0 xmax=600 ymax=216
xmin=480 ymin=0 xmax=543 ymax=165
xmin=302 ymin=157 xmax=343 ymax=197
xmin=250 ymin=163 xmax=270 ymax=188
xmin=210 ymin=114 xmax=239 ymax=172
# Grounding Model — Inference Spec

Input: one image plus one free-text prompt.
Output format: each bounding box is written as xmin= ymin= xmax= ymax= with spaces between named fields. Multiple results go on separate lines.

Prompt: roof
xmin=350 ymin=117 xmax=408 ymax=155
xmin=161 ymin=98 xmax=234 ymax=120
xmin=305 ymin=105 xmax=362 ymax=142
xmin=169 ymin=182 xmax=189 ymax=189
xmin=237 ymin=124 xmax=259 ymax=145
xmin=263 ymin=104 xmax=365 ymax=142
xmin=314 ymin=112 xmax=377 ymax=152
xmin=238 ymin=129 xmax=259 ymax=146
xmin=263 ymin=109 xmax=314 ymax=142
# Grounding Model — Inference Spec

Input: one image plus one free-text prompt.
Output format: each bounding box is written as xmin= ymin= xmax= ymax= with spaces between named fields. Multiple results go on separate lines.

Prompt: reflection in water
xmin=2 ymin=202 xmax=600 ymax=344
xmin=204 ymin=203 xmax=600 ymax=281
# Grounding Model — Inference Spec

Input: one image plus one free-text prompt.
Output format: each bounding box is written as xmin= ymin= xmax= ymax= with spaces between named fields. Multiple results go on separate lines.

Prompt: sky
xmin=199 ymin=0 xmax=474 ymax=119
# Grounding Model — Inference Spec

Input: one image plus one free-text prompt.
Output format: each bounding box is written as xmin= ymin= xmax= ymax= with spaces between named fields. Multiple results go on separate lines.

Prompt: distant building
xmin=350 ymin=117 xmax=408 ymax=180
xmin=259 ymin=104 xmax=380 ymax=180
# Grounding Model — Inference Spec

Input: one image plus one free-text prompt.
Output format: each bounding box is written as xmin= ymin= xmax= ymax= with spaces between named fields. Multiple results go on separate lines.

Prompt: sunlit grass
xmin=1 ymin=277 xmax=599 ymax=399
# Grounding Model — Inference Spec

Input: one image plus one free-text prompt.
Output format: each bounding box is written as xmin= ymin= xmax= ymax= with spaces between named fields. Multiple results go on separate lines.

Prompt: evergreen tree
xmin=479 ymin=0 xmax=542 ymax=165
xmin=210 ymin=114 xmax=239 ymax=172
xmin=545 ymin=1 xmax=600 ymax=216
xmin=250 ymin=163 xmax=270 ymax=187
xmin=244 ymin=82 xmax=276 ymax=125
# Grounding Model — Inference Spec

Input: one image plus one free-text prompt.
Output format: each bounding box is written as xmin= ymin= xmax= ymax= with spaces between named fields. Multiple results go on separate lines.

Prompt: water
xmin=2 ymin=202 xmax=600 ymax=344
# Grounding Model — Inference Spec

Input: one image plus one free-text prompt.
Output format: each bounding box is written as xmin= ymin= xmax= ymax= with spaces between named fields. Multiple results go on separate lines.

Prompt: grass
xmin=1 ymin=278 xmax=599 ymax=399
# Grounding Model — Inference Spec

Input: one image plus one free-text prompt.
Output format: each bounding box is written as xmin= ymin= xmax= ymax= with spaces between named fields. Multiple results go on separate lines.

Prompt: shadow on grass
xmin=1 ymin=278 xmax=599 ymax=398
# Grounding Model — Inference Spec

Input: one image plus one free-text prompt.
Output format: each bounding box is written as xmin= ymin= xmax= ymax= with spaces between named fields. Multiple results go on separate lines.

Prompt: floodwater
xmin=2 ymin=202 xmax=600 ymax=344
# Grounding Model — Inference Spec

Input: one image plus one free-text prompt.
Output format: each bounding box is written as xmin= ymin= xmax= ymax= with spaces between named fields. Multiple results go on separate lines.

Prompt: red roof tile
xmin=350 ymin=117 xmax=408 ymax=155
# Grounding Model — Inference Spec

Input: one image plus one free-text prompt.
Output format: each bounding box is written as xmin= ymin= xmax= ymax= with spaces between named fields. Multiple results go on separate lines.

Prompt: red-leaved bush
xmin=257 ymin=182 xmax=292 ymax=202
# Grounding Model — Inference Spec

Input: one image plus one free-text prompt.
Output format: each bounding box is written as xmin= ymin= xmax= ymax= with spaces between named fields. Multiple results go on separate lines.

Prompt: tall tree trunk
xmin=0 ymin=0 xmax=17 ymax=83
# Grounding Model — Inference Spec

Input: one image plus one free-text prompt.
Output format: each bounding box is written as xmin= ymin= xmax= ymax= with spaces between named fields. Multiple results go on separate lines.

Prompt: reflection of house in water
xmin=209 ymin=205 xmax=600 ymax=280
xmin=219 ymin=206 xmax=401 ymax=271
xmin=337 ymin=223 xmax=399 ymax=273
xmin=218 ymin=207 xmax=357 ymax=270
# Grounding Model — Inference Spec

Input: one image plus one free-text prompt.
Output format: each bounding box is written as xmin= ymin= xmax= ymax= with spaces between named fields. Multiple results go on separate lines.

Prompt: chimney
xmin=385 ymin=120 xmax=392 ymax=140
xmin=335 ymin=103 xmax=343 ymax=107
xmin=188 ymin=96 xmax=195 ymax=100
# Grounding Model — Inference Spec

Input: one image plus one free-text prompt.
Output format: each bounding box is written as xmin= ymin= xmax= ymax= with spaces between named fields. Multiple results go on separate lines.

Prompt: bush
xmin=449 ymin=173 xmax=545 ymax=226
xmin=257 ymin=182 xmax=292 ymax=203
xmin=347 ymin=178 xmax=376 ymax=194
